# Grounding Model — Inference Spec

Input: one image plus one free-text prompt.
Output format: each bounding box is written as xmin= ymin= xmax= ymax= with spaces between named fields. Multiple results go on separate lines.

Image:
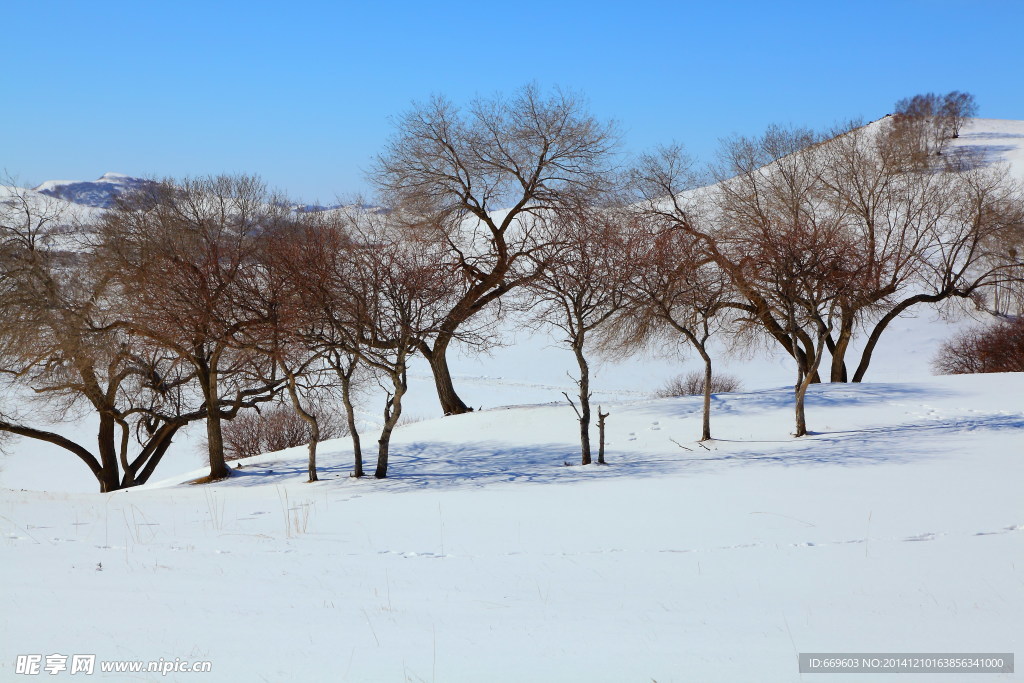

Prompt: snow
xmin=950 ymin=118 xmax=1024 ymax=182
xmin=2 ymin=120 xmax=1023 ymax=681
xmin=0 ymin=183 xmax=105 ymax=224
xmin=2 ymin=374 xmax=1021 ymax=681
xmin=33 ymin=172 xmax=135 ymax=193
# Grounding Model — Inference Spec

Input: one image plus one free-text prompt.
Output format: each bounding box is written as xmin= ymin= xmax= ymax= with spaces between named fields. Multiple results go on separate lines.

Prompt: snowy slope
xmin=2 ymin=119 xmax=1022 ymax=681
xmin=950 ymin=118 xmax=1024 ymax=181
xmin=1 ymin=373 xmax=1021 ymax=681
xmin=0 ymin=183 xmax=106 ymax=225
xmin=34 ymin=172 xmax=155 ymax=208
xmin=3 ymin=119 xmax=1022 ymax=489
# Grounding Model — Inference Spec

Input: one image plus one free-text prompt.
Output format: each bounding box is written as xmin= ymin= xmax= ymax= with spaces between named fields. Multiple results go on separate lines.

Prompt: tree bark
xmin=132 ymin=423 xmax=182 ymax=485
xmin=701 ymin=354 xmax=713 ymax=442
xmin=285 ymin=373 xmax=320 ymax=483
xmin=96 ymin=414 xmax=122 ymax=492
xmin=420 ymin=337 xmax=471 ymax=416
xmin=203 ymin=367 xmax=231 ymax=481
xmin=828 ymin=313 xmax=854 ymax=382
xmin=852 ymin=290 xmax=963 ymax=382
xmin=375 ymin=366 xmax=408 ymax=479
xmin=0 ymin=421 xmax=116 ymax=491
xmin=573 ymin=344 xmax=592 ymax=466
xmin=795 ymin=331 xmax=829 ymax=437
xmin=794 ymin=374 xmax=811 ymax=437
xmin=339 ymin=370 xmax=363 ymax=478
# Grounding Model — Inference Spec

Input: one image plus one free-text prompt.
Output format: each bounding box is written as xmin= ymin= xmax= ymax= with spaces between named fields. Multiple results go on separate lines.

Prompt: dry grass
xmin=654 ymin=370 xmax=742 ymax=398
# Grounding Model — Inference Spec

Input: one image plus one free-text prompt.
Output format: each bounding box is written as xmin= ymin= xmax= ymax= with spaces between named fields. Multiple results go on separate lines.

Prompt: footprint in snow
xmin=903 ymin=532 xmax=937 ymax=542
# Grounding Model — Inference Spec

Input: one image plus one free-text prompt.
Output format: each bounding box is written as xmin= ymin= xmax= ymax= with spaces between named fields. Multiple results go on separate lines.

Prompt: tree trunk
xmin=596 ymin=407 xmax=609 ymax=465
xmin=117 ymin=425 xmax=135 ymax=488
xmin=828 ymin=314 xmax=854 ymax=382
xmin=573 ymin=344 xmax=592 ymax=466
xmin=285 ymin=373 xmax=320 ymax=483
xmin=339 ymin=370 xmax=363 ymax=478
xmin=205 ymin=412 xmax=230 ymax=480
xmin=96 ymin=414 xmax=122 ymax=492
xmin=795 ymin=331 xmax=829 ymax=437
xmin=375 ymin=365 xmax=408 ymax=479
xmin=699 ymin=349 xmax=713 ymax=442
xmin=203 ymin=369 xmax=230 ymax=481
xmin=0 ymin=420 xmax=114 ymax=492
xmin=794 ymin=374 xmax=811 ymax=437
xmin=306 ymin=423 xmax=320 ymax=483
xmin=375 ymin=423 xmax=394 ymax=479
xmin=132 ymin=423 xmax=182 ymax=485
xmin=421 ymin=337 xmax=471 ymax=415
xmin=852 ymin=291 xmax=953 ymax=382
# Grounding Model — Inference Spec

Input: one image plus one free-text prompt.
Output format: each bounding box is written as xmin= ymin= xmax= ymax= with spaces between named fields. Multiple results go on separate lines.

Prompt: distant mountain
xmin=33 ymin=173 xmax=156 ymax=209
xmin=29 ymin=174 xmax=387 ymax=215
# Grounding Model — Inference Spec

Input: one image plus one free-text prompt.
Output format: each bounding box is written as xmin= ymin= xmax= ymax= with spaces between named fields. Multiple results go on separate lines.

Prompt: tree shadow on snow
xmin=699 ymin=413 xmax=1024 ymax=469
xmin=190 ymin=389 xmax=1019 ymax=491
xmin=630 ymin=382 xmax=956 ymax=420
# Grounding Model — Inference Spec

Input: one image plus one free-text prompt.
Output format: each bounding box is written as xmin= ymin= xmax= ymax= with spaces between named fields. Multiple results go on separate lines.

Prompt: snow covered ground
xmin=2 ymin=120 xmax=1023 ymax=681
xmin=2 ymin=370 xmax=1024 ymax=679
xmin=2 ymin=369 xmax=1022 ymax=681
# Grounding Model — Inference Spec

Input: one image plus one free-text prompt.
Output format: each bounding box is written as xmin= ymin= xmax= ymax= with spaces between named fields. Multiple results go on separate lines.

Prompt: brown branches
xmin=372 ymin=84 xmax=620 ymax=414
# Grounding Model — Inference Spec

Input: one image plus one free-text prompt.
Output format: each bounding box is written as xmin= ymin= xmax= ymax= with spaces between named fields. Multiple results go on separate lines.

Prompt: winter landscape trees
xmin=2 ymin=88 xmax=1022 ymax=489
xmin=528 ymin=202 xmax=629 ymax=463
xmin=371 ymin=84 xmax=620 ymax=415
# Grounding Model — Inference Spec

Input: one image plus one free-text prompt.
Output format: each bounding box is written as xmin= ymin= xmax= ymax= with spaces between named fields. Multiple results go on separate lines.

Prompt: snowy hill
xmin=949 ymin=118 xmax=1024 ymax=181
xmin=2 ymin=118 xmax=1022 ymax=681
xmin=1 ymin=373 xmax=1021 ymax=681
xmin=0 ymin=183 xmax=105 ymax=225
xmin=33 ymin=172 xmax=155 ymax=208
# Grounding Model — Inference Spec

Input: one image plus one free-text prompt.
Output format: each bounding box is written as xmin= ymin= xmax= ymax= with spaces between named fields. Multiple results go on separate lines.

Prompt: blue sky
xmin=5 ymin=0 xmax=1023 ymax=203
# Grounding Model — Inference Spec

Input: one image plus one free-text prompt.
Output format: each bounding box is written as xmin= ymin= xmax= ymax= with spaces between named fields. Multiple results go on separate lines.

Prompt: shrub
xmin=655 ymin=370 xmax=742 ymax=398
xmin=933 ymin=317 xmax=1024 ymax=375
xmin=216 ymin=403 xmax=347 ymax=461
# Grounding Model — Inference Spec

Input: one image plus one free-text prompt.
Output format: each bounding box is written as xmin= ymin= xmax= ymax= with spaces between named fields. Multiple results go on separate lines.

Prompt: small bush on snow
xmin=932 ymin=317 xmax=1024 ymax=374
xmin=654 ymin=370 xmax=743 ymax=398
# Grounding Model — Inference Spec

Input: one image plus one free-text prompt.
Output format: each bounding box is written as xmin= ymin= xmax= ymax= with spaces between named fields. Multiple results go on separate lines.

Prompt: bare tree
xmin=736 ymin=202 xmax=864 ymax=436
xmin=339 ymin=214 xmax=457 ymax=478
xmin=611 ymin=219 xmax=733 ymax=442
xmin=845 ymin=161 xmax=1024 ymax=381
xmin=814 ymin=119 xmax=959 ymax=380
xmin=892 ymin=92 xmax=947 ymax=157
xmin=891 ymin=91 xmax=978 ymax=156
xmin=940 ymin=91 xmax=978 ymax=139
xmin=99 ymin=176 xmax=286 ymax=482
xmin=269 ymin=211 xmax=372 ymax=477
xmin=0 ymin=183 xmax=196 ymax=491
xmin=632 ymin=120 xmax=1024 ymax=391
xmin=372 ymin=84 xmax=619 ymax=415
xmin=528 ymin=204 xmax=628 ymax=464
xmin=237 ymin=218 xmax=340 ymax=483
xmin=630 ymin=137 xmax=831 ymax=386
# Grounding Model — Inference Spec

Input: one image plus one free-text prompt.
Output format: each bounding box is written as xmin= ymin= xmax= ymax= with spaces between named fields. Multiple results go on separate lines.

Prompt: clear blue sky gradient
xmin=5 ymin=0 xmax=1023 ymax=203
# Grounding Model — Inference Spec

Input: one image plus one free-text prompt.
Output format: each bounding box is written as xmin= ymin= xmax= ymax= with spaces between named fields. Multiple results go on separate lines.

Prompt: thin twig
xmin=561 ymin=391 xmax=582 ymax=420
